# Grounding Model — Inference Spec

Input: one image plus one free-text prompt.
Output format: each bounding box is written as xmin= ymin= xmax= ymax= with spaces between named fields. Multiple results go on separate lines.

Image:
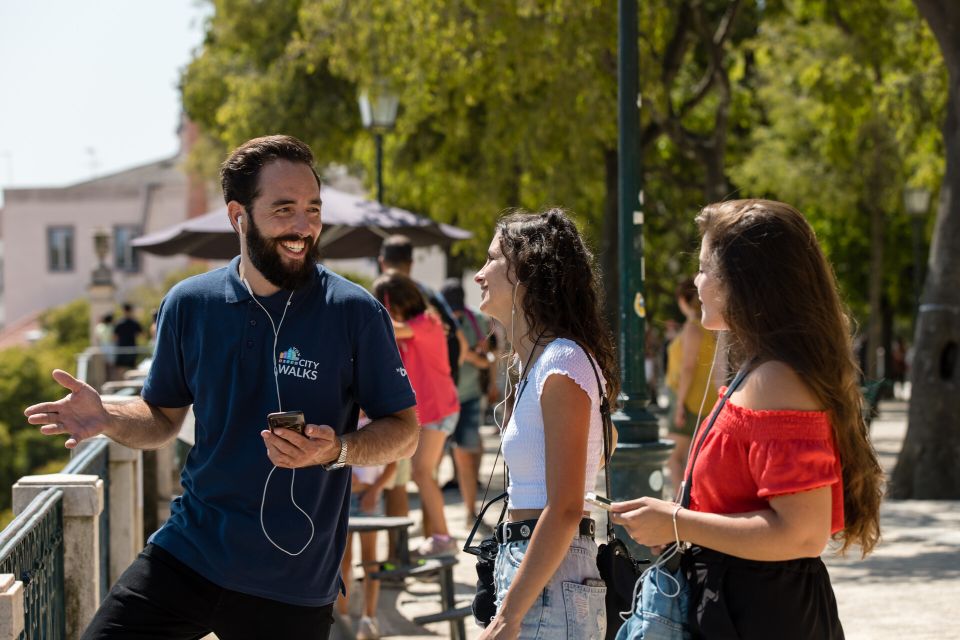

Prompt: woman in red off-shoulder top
xmin=612 ymin=200 xmax=884 ymax=640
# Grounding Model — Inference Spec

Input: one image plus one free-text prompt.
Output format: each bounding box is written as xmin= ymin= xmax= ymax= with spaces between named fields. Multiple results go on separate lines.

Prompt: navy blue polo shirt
xmin=142 ymin=257 xmax=415 ymax=607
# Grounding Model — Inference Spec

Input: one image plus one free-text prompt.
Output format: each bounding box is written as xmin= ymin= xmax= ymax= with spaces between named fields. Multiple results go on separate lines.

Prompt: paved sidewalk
xmin=333 ymin=400 xmax=959 ymax=639
xmin=826 ymin=401 xmax=960 ymax=639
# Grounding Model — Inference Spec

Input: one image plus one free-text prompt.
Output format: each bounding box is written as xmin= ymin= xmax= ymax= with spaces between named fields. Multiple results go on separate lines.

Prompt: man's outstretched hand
xmin=24 ymin=369 xmax=111 ymax=449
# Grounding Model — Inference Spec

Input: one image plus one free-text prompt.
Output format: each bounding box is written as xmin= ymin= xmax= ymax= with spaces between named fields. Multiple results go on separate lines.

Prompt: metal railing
xmin=0 ymin=488 xmax=66 ymax=640
xmin=63 ymin=439 xmax=111 ymax=601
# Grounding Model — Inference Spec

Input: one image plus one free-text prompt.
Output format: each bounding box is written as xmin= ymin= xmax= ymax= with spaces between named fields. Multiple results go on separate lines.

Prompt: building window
xmin=47 ymin=226 xmax=74 ymax=272
xmin=114 ymin=225 xmax=142 ymax=273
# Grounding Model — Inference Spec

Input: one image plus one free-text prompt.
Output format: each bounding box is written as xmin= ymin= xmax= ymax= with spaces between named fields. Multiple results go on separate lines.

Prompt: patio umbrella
xmin=132 ymin=185 xmax=471 ymax=260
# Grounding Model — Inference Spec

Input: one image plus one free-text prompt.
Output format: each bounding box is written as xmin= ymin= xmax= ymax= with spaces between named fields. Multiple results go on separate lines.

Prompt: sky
xmin=0 ymin=0 xmax=212 ymax=206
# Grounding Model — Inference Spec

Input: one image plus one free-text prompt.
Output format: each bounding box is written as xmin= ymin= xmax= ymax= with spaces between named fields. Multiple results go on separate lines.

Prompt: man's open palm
xmin=24 ymin=369 xmax=110 ymax=449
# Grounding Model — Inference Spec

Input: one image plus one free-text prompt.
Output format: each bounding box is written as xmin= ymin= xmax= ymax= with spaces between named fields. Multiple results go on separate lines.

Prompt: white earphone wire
xmin=244 ymin=280 xmax=316 ymax=556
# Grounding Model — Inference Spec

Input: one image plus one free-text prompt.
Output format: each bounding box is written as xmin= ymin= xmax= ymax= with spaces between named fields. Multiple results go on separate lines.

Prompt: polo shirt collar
xmin=223 ymin=255 xmax=322 ymax=304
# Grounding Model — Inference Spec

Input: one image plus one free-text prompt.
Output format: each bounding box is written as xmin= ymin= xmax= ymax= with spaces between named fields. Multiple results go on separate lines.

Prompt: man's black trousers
xmin=81 ymin=544 xmax=334 ymax=640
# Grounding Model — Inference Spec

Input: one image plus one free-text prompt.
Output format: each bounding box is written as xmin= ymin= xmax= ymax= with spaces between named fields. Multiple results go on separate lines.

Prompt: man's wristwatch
xmin=322 ymin=436 xmax=349 ymax=471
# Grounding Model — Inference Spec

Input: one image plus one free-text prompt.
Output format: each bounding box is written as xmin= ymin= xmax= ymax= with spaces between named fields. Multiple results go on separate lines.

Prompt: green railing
xmin=0 ymin=488 xmax=66 ymax=640
xmin=63 ymin=439 xmax=111 ymax=601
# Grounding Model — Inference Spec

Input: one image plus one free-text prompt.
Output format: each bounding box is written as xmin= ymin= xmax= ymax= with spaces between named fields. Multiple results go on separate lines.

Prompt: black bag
xmin=463 ymin=339 xmax=540 ymax=628
xmin=578 ymin=345 xmax=647 ymax=639
xmin=597 ymin=537 xmax=645 ymax=627
xmin=464 ymin=491 xmax=507 ymax=627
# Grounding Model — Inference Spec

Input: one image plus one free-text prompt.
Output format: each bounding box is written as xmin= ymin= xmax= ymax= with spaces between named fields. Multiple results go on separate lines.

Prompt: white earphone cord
xmin=620 ymin=332 xmax=724 ymax=621
xmin=245 ymin=280 xmax=316 ymax=556
xmin=494 ymin=283 xmax=522 ymax=432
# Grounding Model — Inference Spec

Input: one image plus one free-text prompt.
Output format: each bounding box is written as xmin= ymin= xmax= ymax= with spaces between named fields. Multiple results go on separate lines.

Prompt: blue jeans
xmin=494 ymin=535 xmax=607 ymax=639
xmin=452 ymin=397 xmax=482 ymax=450
xmin=616 ymin=564 xmax=690 ymax=640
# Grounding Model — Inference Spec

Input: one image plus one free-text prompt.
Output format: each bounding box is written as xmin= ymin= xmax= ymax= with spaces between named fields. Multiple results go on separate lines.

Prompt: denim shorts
xmin=452 ymin=398 xmax=482 ymax=450
xmin=493 ymin=535 xmax=607 ymax=639
xmin=616 ymin=563 xmax=689 ymax=640
xmin=424 ymin=411 xmax=459 ymax=436
xmin=349 ymin=491 xmax=384 ymax=517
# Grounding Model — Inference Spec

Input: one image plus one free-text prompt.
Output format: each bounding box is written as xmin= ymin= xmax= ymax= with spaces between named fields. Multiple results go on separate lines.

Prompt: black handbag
xmin=463 ymin=490 xmax=507 ymax=627
xmin=579 ymin=345 xmax=647 ymax=639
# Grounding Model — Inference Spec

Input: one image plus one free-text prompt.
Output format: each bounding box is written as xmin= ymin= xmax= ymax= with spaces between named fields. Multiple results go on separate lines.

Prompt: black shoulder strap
xmin=572 ymin=340 xmax=617 ymax=541
xmin=679 ymin=362 xmax=753 ymax=509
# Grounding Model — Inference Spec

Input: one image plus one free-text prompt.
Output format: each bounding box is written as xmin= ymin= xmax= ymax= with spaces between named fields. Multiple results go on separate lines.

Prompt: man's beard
xmin=245 ymin=215 xmax=321 ymax=291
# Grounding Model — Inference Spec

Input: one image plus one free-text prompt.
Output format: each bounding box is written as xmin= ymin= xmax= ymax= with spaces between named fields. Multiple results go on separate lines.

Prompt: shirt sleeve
xmin=535 ymin=341 xmax=602 ymax=406
xmin=355 ymin=303 xmax=417 ymax=419
xmin=748 ymin=434 xmax=841 ymax=500
xmin=141 ymin=295 xmax=193 ymax=408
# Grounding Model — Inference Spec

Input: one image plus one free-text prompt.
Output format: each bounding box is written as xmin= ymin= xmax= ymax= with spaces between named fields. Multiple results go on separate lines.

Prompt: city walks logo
xmin=277 ymin=346 xmax=320 ymax=381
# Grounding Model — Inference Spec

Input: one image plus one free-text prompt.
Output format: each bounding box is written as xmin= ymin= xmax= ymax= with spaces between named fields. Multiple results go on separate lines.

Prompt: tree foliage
xmin=182 ymin=0 xmax=763 ymax=330
xmin=180 ymin=0 xmax=947 ymax=367
xmin=732 ymin=0 xmax=944 ymax=325
xmin=0 ymin=300 xmax=92 ymax=516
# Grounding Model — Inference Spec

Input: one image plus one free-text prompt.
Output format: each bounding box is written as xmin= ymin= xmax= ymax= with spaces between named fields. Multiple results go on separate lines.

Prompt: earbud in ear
xmin=237 ymin=215 xmax=244 ymax=233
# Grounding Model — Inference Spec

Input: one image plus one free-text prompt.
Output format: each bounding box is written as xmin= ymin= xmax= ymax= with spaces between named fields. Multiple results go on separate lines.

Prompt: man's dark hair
xmin=122 ymin=303 xmax=134 ymax=314
xmin=440 ymin=278 xmax=465 ymax=311
xmin=220 ymin=135 xmax=321 ymax=212
xmin=379 ymin=235 xmax=414 ymax=265
xmin=372 ymin=271 xmax=428 ymax=321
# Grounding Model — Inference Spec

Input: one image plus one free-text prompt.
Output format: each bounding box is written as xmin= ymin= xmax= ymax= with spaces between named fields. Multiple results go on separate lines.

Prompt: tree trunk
xmin=891 ymin=0 xmax=960 ymax=498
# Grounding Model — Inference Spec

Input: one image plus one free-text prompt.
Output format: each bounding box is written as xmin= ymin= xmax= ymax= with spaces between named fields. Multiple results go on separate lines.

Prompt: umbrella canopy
xmin=132 ymin=185 xmax=471 ymax=260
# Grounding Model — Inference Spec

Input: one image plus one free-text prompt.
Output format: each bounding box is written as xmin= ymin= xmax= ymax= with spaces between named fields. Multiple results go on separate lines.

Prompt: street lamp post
xmin=88 ymin=228 xmax=116 ymax=390
xmin=904 ymin=187 xmax=931 ymax=324
xmin=612 ymin=0 xmax=674 ymax=559
xmin=358 ymin=79 xmax=400 ymax=205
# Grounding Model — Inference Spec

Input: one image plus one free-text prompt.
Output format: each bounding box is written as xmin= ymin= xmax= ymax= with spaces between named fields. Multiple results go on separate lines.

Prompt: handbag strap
xmin=573 ymin=340 xmax=617 ymax=542
xmin=463 ymin=489 xmax=508 ymax=553
xmin=678 ymin=361 xmax=754 ymax=509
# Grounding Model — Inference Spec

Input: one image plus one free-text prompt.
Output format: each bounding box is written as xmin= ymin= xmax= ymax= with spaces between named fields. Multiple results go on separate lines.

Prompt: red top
xmin=397 ymin=313 xmax=460 ymax=425
xmin=685 ymin=388 xmax=844 ymax=534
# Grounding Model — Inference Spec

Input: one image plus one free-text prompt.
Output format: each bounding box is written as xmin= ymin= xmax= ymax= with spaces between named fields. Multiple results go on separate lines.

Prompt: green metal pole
xmin=375 ymin=132 xmax=385 ymax=205
xmin=612 ymin=0 xmax=674 ymax=558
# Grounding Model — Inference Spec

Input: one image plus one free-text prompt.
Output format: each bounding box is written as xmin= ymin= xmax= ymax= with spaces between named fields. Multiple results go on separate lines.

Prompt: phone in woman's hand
xmin=584 ymin=491 xmax=614 ymax=511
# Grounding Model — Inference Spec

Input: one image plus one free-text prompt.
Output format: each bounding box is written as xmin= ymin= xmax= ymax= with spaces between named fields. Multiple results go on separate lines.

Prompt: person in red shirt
xmin=373 ymin=272 xmax=461 ymax=557
xmin=612 ymin=200 xmax=883 ymax=639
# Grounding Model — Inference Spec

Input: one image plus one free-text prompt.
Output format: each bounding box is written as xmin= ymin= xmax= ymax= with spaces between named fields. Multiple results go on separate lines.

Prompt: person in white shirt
xmin=473 ymin=208 xmax=620 ymax=639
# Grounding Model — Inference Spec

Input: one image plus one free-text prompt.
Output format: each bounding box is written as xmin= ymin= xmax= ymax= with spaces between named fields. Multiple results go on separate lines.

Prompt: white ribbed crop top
xmin=501 ymin=338 xmax=606 ymax=511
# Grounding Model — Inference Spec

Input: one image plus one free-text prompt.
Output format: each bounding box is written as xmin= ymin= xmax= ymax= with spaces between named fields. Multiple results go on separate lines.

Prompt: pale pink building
xmin=0 ymin=155 xmax=194 ymax=329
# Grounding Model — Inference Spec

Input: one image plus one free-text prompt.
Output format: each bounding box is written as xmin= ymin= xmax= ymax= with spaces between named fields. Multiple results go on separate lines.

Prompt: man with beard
xmin=25 ymin=135 xmax=420 ymax=640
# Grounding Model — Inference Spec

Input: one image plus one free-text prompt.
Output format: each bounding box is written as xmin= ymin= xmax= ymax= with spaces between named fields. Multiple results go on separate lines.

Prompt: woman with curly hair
xmin=613 ymin=200 xmax=883 ymax=639
xmin=474 ymin=208 xmax=620 ymax=639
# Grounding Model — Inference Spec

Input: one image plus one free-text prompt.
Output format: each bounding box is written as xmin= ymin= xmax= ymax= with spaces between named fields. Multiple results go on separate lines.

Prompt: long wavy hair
xmin=496 ymin=208 xmax=620 ymax=402
xmin=696 ymin=199 xmax=883 ymax=556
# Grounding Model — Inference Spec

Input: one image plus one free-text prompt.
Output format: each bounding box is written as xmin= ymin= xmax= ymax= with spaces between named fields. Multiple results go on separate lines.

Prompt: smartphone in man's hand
xmin=267 ymin=411 xmax=305 ymax=436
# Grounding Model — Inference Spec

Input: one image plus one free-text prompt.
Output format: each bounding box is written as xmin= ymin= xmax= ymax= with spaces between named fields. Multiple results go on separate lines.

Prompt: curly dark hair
xmin=697 ymin=199 xmax=883 ymax=556
xmin=496 ymin=208 xmax=620 ymax=401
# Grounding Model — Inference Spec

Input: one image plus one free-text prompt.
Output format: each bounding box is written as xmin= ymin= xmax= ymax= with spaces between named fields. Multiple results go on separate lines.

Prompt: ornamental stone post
xmin=13 ymin=474 xmax=104 ymax=640
xmin=0 ymin=575 xmax=24 ymax=640
xmin=106 ymin=439 xmax=143 ymax=584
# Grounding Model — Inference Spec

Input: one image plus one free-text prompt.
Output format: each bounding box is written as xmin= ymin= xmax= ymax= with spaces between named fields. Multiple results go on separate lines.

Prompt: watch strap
xmin=322 ymin=436 xmax=348 ymax=471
